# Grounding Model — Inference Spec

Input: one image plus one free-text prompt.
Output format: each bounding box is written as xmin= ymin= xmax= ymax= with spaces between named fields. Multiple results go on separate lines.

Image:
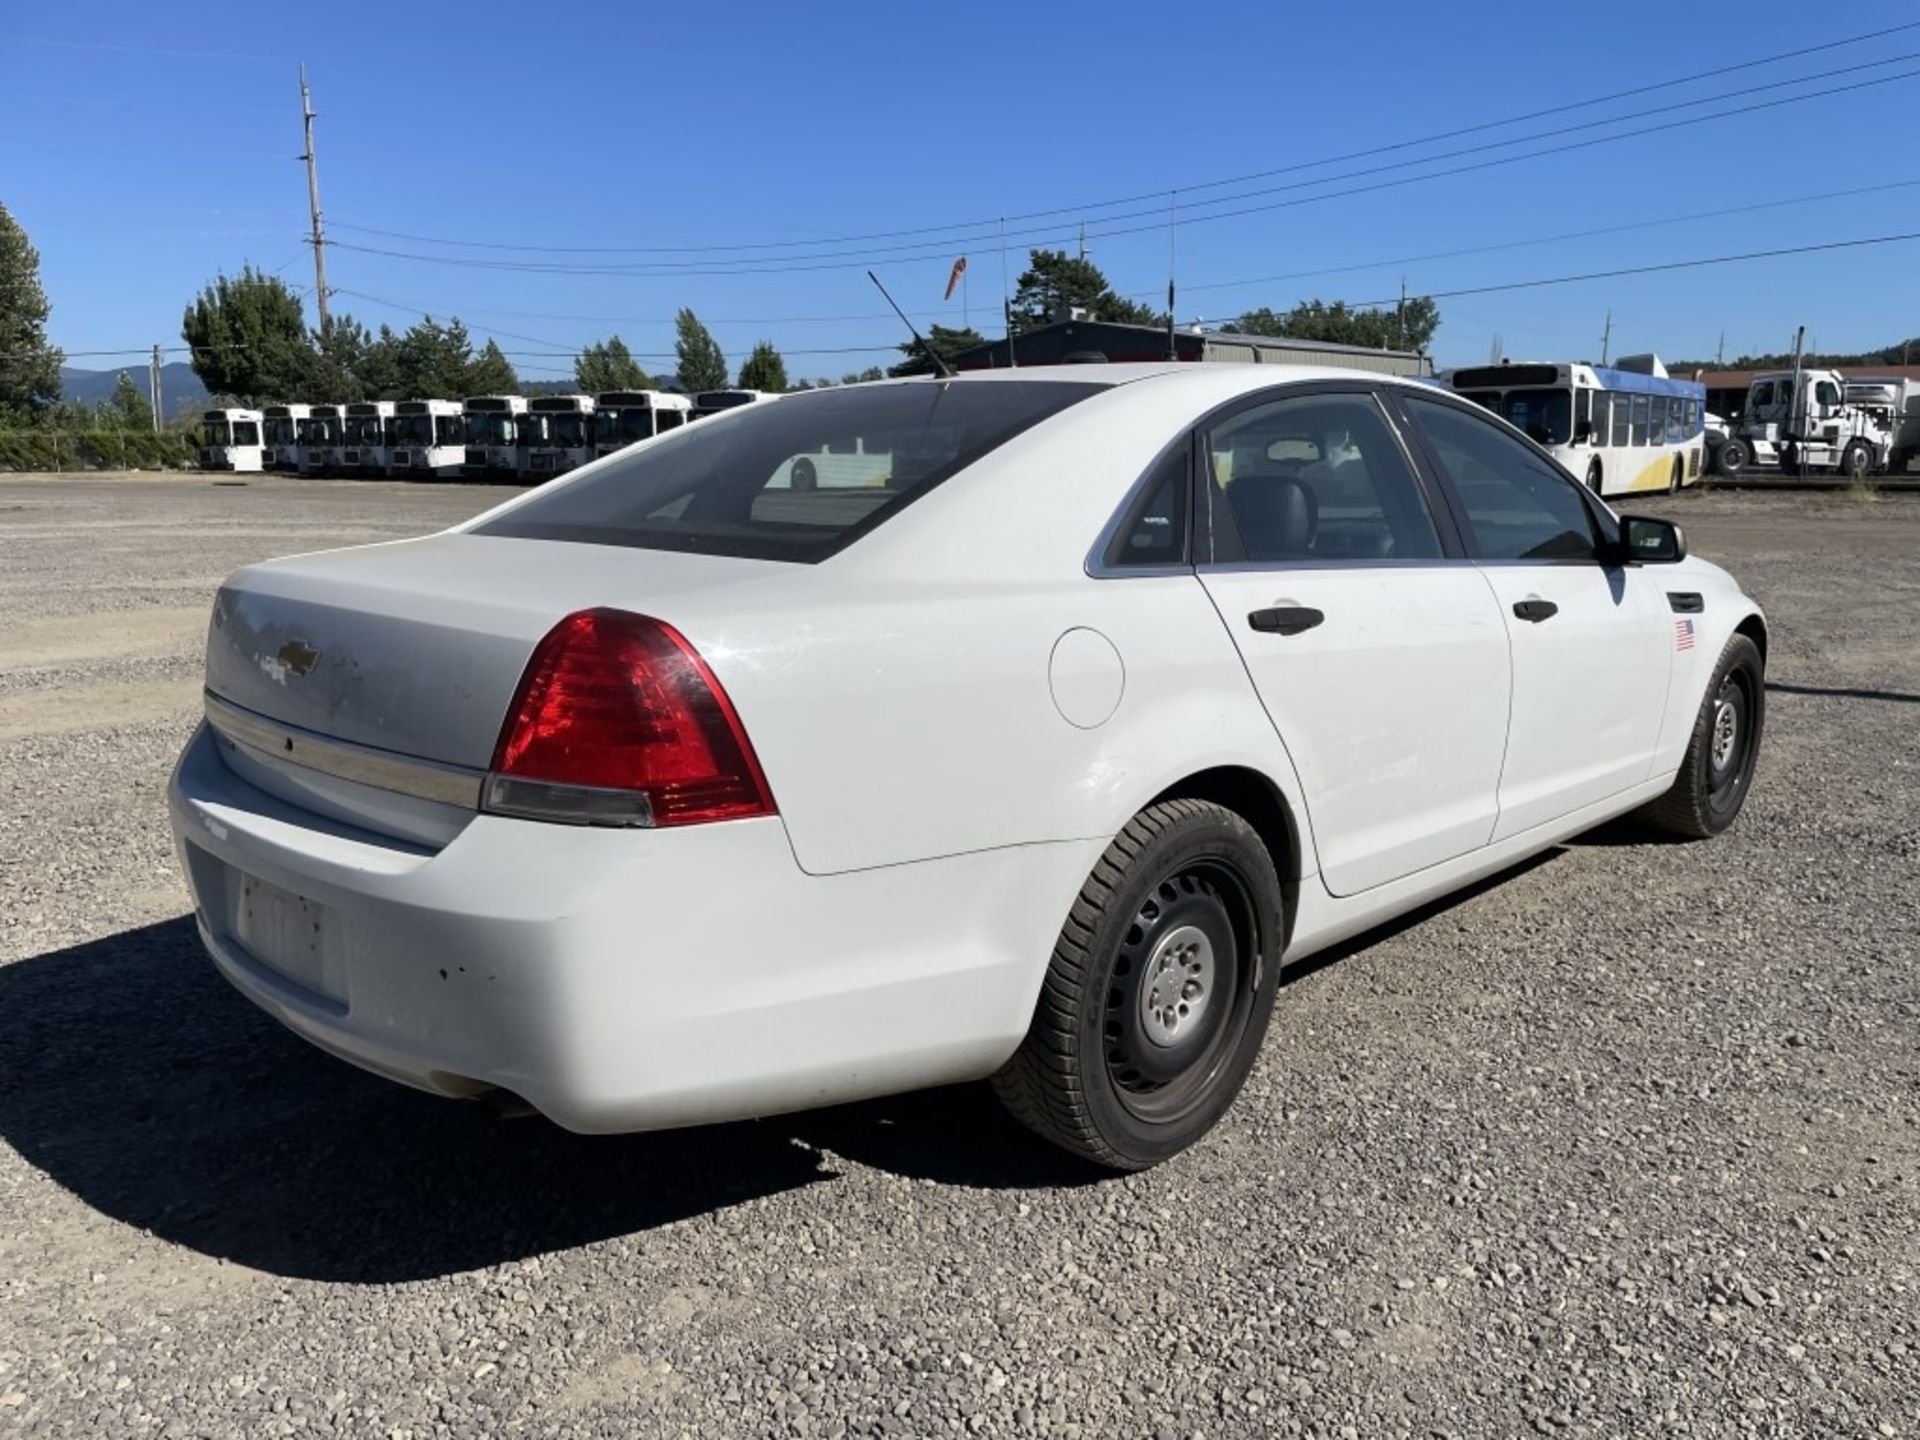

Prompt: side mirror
xmin=1574 ymin=418 xmax=1595 ymax=444
xmin=1615 ymin=514 xmax=1687 ymax=565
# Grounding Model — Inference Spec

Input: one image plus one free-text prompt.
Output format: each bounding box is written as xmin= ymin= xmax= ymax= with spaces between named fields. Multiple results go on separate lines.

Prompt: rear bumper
xmin=167 ymin=723 xmax=1096 ymax=1132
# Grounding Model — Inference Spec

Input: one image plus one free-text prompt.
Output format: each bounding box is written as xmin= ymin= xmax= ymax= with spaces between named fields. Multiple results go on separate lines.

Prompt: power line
xmin=321 ymin=61 xmax=1920 ymax=281
xmin=323 ymin=18 xmax=1920 ymax=259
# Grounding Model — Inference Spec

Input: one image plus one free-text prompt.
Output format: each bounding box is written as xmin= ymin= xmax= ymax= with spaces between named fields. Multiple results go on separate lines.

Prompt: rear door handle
xmin=1512 ymin=598 xmax=1559 ymax=623
xmin=1248 ymin=606 xmax=1324 ymax=636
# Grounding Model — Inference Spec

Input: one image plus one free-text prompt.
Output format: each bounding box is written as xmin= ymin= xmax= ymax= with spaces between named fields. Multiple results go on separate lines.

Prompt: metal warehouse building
xmin=950 ymin=319 xmax=1432 ymax=377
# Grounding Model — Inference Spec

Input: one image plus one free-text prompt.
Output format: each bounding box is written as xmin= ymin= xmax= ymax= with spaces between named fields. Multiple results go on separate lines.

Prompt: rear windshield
xmin=474 ymin=380 xmax=1105 ymax=562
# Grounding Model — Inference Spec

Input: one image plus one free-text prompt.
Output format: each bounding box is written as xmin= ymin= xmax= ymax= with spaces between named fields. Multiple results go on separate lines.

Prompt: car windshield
xmin=393 ymin=414 xmax=435 ymax=445
xmin=476 ymin=380 xmax=1104 ymax=562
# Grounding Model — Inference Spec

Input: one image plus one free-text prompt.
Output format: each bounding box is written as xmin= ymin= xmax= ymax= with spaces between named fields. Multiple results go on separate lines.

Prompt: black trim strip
xmin=1667 ymin=591 xmax=1704 ymax=613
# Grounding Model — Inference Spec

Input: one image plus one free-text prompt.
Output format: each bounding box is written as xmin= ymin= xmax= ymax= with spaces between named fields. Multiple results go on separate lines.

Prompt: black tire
xmin=1668 ymin=457 xmax=1684 ymax=495
xmin=1639 ymin=634 xmax=1764 ymax=838
xmin=1841 ymin=441 xmax=1873 ymax=482
xmin=1717 ymin=437 xmax=1749 ymax=476
xmin=1586 ymin=458 xmax=1605 ymax=494
xmin=992 ymin=799 xmax=1284 ymax=1170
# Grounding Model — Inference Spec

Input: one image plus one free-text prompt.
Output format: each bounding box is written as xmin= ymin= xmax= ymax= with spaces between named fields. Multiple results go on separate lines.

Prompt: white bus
xmin=387 ymin=399 xmax=466 ymax=479
xmin=593 ymin=389 xmax=692 ymax=458
xmin=524 ymin=394 xmax=597 ymax=480
xmin=340 ymin=400 xmax=398 ymax=478
xmin=461 ymin=395 xmax=528 ymax=480
xmin=261 ymin=404 xmax=310 ymax=472
xmin=199 ymin=408 xmax=264 ymax=472
xmin=302 ymin=404 xmax=346 ymax=477
xmin=693 ymin=388 xmax=775 ymax=420
xmin=1438 ymin=359 xmax=1707 ymax=497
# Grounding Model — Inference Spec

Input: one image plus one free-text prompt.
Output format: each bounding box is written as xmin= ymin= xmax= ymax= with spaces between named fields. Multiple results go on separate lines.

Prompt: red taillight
xmin=486 ymin=608 xmax=775 ymax=827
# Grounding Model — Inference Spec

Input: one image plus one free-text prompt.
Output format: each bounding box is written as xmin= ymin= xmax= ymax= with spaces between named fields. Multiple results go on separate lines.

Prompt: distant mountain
xmin=61 ymin=362 xmax=206 ymax=409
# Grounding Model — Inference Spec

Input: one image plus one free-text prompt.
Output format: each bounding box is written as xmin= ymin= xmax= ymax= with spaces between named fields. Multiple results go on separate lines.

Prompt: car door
xmin=1393 ymin=391 xmax=1672 ymax=841
xmin=1194 ymin=386 xmax=1511 ymax=897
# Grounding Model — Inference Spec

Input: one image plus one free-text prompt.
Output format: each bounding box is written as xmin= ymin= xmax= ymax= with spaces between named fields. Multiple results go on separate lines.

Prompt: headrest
xmin=1229 ymin=476 xmax=1319 ymax=560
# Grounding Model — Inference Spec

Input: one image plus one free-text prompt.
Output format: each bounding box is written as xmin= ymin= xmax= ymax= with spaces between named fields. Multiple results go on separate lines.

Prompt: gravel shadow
xmin=0 ymin=917 xmax=1092 ymax=1284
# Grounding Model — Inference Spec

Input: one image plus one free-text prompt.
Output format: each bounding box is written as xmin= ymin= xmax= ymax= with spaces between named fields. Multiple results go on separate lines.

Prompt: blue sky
xmin=6 ymin=0 xmax=1919 ymax=380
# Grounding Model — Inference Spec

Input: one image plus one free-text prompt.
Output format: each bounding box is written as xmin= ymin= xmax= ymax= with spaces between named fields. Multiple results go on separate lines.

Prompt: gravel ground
xmin=1 ymin=473 xmax=1915 ymax=1439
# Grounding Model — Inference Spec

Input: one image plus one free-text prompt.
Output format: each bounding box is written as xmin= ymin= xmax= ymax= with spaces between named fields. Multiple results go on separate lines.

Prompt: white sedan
xmin=168 ymin=365 xmax=1766 ymax=1170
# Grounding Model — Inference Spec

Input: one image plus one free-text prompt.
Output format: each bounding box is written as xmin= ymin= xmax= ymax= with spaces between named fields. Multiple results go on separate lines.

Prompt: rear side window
xmin=1204 ymin=392 xmax=1443 ymax=563
xmin=478 ymin=381 xmax=1103 ymax=562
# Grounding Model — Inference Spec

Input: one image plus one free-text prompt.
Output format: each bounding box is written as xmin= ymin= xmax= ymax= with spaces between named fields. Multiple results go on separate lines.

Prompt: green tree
xmin=840 ymin=367 xmax=886 ymax=385
xmin=309 ymin=314 xmax=372 ymax=401
xmin=889 ymin=324 xmax=986 ymax=377
xmin=99 ymin=371 xmax=153 ymax=431
xmin=180 ymin=267 xmax=316 ymax=403
xmin=0 ymin=201 xmax=65 ymax=423
xmin=463 ymin=338 xmax=519 ymax=396
xmin=736 ymin=339 xmax=788 ymax=392
xmin=1227 ymin=297 xmax=1440 ymax=353
xmin=674 ymin=308 xmax=729 ymax=392
xmin=1011 ymin=248 xmax=1163 ymax=332
xmin=574 ymin=335 xmax=651 ymax=393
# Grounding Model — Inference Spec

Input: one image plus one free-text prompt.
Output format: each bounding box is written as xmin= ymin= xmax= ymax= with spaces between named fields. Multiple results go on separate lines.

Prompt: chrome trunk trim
xmin=204 ymin=690 xmax=484 ymax=810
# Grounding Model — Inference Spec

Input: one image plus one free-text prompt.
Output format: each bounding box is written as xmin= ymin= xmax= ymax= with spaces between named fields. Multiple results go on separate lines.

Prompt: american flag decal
xmin=1675 ymin=618 xmax=1696 ymax=652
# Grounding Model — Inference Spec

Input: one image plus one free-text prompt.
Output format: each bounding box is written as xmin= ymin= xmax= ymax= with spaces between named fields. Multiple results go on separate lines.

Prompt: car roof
xmin=874 ymin=361 xmax=1435 ymax=401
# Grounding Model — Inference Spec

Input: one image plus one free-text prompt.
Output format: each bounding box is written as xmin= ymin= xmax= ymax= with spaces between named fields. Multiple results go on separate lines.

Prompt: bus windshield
xmin=393 ymin=414 xmax=435 ymax=446
xmin=467 ymin=412 xmax=517 ymax=446
xmin=599 ymin=407 xmax=655 ymax=446
xmin=263 ymin=418 xmax=295 ymax=446
xmin=1492 ymin=388 xmax=1572 ymax=446
xmin=202 ymin=418 xmax=231 ymax=447
xmin=345 ymin=417 xmax=386 ymax=445
xmin=541 ymin=414 xmax=591 ymax=448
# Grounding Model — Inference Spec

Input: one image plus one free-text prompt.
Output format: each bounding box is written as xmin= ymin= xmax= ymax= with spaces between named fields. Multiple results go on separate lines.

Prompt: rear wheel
xmin=1638 ymin=634 xmax=1764 ymax=838
xmin=992 ymin=799 xmax=1283 ymax=1170
xmin=1717 ymin=437 xmax=1749 ymax=476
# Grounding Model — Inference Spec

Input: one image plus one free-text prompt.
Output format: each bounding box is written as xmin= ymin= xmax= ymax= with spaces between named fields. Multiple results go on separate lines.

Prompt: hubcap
xmin=1138 ymin=925 xmax=1214 ymax=1046
xmin=1711 ymin=697 xmax=1739 ymax=771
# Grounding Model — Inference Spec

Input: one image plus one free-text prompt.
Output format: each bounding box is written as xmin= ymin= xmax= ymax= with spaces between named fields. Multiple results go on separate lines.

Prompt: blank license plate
xmin=236 ymin=874 xmax=335 ymax=998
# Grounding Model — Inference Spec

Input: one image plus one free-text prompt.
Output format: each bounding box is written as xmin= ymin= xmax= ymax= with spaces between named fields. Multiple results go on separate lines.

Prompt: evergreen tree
xmin=463 ymin=338 xmax=519 ymax=395
xmin=574 ymin=335 xmax=651 ymax=393
xmin=100 ymin=371 xmax=154 ymax=431
xmin=889 ymin=324 xmax=986 ymax=377
xmin=736 ymin=339 xmax=789 ymax=392
xmin=1227 ymin=297 xmax=1441 ymax=353
xmin=180 ymin=267 xmax=315 ymax=403
xmin=674 ymin=309 xmax=729 ymax=392
xmin=1011 ymin=249 xmax=1163 ymax=332
xmin=0 ymin=201 xmax=65 ymax=422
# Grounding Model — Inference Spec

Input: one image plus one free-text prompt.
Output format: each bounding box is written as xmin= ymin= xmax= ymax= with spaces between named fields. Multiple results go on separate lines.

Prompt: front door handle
xmin=1512 ymin=598 xmax=1559 ymax=623
xmin=1248 ymin=606 xmax=1324 ymax=636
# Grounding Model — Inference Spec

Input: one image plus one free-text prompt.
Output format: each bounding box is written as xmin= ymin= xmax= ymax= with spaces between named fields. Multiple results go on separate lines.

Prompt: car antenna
xmin=867 ymin=270 xmax=954 ymax=379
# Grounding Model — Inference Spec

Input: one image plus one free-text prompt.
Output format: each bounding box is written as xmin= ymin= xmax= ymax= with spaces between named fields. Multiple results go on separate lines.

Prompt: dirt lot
xmin=1 ymin=473 xmax=1916 ymax=1438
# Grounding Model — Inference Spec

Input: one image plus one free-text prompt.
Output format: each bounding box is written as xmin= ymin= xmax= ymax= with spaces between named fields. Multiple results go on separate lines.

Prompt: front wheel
xmin=992 ymin=799 xmax=1283 ymax=1170
xmin=1841 ymin=441 xmax=1874 ymax=482
xmin=1586 ymin=458 xmax=1605 ymax=494
xmin=1668 ymin=457 xmax=1684 ymax=495
xmin=1638 ymin=634 xmax=1764 ymax=838
xmin=1717 ymin=437 xmax=1749 ymax=476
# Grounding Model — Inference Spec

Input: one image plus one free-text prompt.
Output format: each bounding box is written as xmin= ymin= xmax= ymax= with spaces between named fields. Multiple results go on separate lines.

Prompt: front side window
xmin=1590 ymin=392 xmax=1611 ymax=447
xmin=477 ymin=380 xmax=1103 ymax=562
xmin=1204 ymin=391 xmax=1443 ymax=563
xmin=1815 ymin=380 xmax=1841 ymax=408
xmin=1400 ymin=395 xmax=1597 ymax=562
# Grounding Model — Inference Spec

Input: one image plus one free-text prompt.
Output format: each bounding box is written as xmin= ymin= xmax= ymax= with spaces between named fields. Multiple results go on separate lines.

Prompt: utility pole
xmin=1599 ymin=308 xmax=1612 ymax=366
xmin=1716 ymin=331 xmax=1725 ymax=366
xmin=148 ymin=344 xmax=163 ymax=433
xmin=1077 ymin=221 xmax=1088 ymax=262
xmin=1396 ymin=278 xmax=1407 ymax=351
xmin=298 ymin=63 xmax=330 ymax=328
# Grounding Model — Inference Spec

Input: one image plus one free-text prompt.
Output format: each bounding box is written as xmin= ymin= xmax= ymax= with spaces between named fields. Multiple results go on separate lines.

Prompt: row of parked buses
xmin=196 ymin=389 xmax=776 ymax=478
